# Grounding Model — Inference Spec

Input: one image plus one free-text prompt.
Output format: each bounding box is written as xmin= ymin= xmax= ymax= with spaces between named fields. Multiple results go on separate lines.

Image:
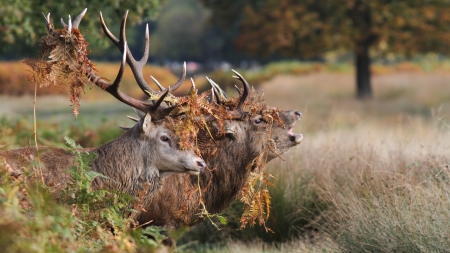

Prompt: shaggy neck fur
xmin=90 ymin=129 xmax=161 ymax=197
xmin=199 ymin=133 xmax=260 ymax=213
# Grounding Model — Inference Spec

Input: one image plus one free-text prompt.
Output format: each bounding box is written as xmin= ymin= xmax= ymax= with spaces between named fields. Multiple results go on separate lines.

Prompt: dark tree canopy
xmin=234 ymin=0 xmax=450 ymax=56
xmin=203 ymin=0 xmax=450 ymax=98
xmin=149 ymin=0 xmax=210 ymax=61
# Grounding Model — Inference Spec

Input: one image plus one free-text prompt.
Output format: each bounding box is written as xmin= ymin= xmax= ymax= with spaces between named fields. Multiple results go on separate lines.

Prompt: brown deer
xmin=0 ymin=9 xmax=207 ymax=198
xmin=17 ymin=8 xmax=303 ymax=237
xmin=134 ymin=73 xmax=303 ymax=229
xmin=83 ymin=9 xmax=304 ymax=230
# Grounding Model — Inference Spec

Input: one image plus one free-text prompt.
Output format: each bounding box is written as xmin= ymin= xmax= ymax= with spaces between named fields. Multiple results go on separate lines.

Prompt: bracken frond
xmin=24 ymin=26 xmax=94 ymax=118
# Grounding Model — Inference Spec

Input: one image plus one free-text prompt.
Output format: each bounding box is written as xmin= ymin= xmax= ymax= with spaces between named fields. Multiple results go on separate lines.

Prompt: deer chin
xmin=186 ymin=169 xmax=201 ymax=175
xmin=160 ymin=168 xmax=200 ymax=177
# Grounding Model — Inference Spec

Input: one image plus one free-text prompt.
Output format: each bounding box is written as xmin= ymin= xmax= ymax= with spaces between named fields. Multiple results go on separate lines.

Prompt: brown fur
xmin=0 ymin=114 xmax=205 ymax=198
xmin=136 ymin=110 xmax=302 ymax=228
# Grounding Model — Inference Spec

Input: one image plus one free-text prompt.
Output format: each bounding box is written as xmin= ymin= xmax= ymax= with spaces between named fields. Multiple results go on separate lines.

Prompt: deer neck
xmin=200 ymin=137 xmax=256 ymax=214
xmin=90 ymin=131 xmax=161 ymax=196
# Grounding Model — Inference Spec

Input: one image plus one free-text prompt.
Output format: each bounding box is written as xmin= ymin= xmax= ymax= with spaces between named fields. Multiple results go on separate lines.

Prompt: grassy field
xmin=1 ymin=63 xmax=450 ymax=252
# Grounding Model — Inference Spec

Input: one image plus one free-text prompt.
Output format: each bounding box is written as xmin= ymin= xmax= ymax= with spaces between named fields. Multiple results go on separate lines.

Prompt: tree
xmin=0 ymin=0 xmax=164 ymax=59
xmin=149 ymin=0 xmax=210 ymax=61
xmin=203 ymin=0 xmax=450 ymax=99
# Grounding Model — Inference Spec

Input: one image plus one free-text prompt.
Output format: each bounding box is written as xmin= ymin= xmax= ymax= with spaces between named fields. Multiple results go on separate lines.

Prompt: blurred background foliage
xmin=0 ymin=0 xmax=163 ymax=59
xmin=2 ymin=0 xmax=450 ymax=98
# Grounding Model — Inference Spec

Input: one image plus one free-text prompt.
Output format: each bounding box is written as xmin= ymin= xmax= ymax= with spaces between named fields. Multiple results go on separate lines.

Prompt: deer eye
xmin=160 ymin=136 xmax=170 ymax=142
xmin=254 ymin=118 xmax=263 ymax=124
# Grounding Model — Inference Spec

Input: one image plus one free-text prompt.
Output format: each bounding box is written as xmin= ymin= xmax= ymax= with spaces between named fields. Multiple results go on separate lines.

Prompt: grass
xmin=178 ymin=69 xmax=450 ymax=251
xmin=2 ymin=61 xmax=450 ymax=252
xmin=0 ymin=116 xmax=125 ymax=149
xmin=307 ymin=124 xmax=450 ymax=252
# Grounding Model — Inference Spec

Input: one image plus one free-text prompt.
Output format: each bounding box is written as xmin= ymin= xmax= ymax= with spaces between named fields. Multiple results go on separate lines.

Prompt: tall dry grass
xmin=307 ymin=124 xmax=450 ymax=252
xmin=181 ymin=69 xmax=450 ymax=252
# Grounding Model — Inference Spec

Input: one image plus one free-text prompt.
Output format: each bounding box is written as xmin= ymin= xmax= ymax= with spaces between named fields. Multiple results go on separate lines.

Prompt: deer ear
xmin=141 ymin=112 xmax=153 ymax=135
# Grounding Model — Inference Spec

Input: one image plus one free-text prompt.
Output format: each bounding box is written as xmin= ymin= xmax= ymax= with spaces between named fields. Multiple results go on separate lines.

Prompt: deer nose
xmin=197 ymin=160 xmax=206 ymax=172
xmin=294 ymin=111 xmax=302 ymax=119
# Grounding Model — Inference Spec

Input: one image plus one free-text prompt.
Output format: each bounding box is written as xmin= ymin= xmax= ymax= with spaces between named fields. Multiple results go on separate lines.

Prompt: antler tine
xmin=60 ymin=18 xmax=66 ymax=28
xmin=150 ymin=75 xmax=166 ymax=91
xmin=86 ymin=42 xmax=154 ymax=112
xmin=99 ymin=11 xmax=158 ymax=95
xmin=72 ymin=8 xmax=87 ymax=29
xmin=152 ymin=88 xmax=170 ymax=111
xmin=214 ymin=86 xmax=222 ymax=104
xmin=43 ymin=12 xmax=50 ymax=24
xmin=109 ymin=42 xmax=127 ymax=90
xmin=147 ymin=62 xmax=185 ymax=96
xmin=206 ymin=76 xmax=228 ymax=99
xmin=231 ymin=69 xmax=250 ymax=112
xmin=235 ymin=85 xmax=243 ymax=96
xmin=118 ymin=125 xmax=131 ymax=131
xmin=209 ymin=85 xmax=216 ymax=103
xmin=127 ymin=115 xmax=140 ymax=122
xmin=206 ymin=77 xmax=221 ymax=104
xmin=168 ymin=62 xmax=186 ymax=92
xmin=43 ymin=12 xmax=54 ymax=32
xmin=67 ymin=15 xmax=72 ymax=33
xmin=190 ymin=78 xmax=197 ymax=93
xmin=132 ymin=107 xmax=145 ymax=119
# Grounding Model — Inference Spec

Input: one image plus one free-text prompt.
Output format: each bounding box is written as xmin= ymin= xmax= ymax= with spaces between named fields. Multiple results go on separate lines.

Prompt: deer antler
xmin=44 ymin=9 xmax=177 ymax=119
xmin=99 ymin=11 xmax=186 ymax=97
xmin=202 ymin=70 xmax=251 ymax=122
xmin=231 ymin=69 xmax=250 ymax=112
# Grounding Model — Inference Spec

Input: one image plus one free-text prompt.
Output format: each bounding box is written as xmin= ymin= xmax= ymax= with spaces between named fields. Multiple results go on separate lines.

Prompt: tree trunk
xmin=355 ymin=40 xmax=372 ymax=99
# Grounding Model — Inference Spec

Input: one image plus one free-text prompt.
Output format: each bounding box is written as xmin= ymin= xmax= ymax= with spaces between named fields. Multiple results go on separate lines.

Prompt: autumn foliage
xmin=24 ymin=25 xmax=92 ymax=117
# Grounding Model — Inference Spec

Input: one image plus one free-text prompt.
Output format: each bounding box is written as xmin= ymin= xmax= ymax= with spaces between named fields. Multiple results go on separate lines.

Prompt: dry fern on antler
xmin=24 ymin=14 xmax=93 ymax=118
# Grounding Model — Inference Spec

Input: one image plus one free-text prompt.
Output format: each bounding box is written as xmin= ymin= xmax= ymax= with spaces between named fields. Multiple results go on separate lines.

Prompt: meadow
xmin=1 ymin=61 xmax=450 ymax=252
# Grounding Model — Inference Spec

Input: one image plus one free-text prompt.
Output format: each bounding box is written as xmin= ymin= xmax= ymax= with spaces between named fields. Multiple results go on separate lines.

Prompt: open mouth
xmin=288 ymin=127 xmax=303 ymax=144
xmin=288 ymin=120 xmax=303 ymax=144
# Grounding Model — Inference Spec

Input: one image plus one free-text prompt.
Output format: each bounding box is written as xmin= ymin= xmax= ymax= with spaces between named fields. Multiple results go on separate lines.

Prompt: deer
xmin=0 ymin=9 xmax=207 ymax=200
xmin=10 ymin=10 xmax=304 ymax=251
xmin=72 ymin=8 xmax=304 ymax=231
xmin=134 ymin=73 xmax=303 ymax=229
